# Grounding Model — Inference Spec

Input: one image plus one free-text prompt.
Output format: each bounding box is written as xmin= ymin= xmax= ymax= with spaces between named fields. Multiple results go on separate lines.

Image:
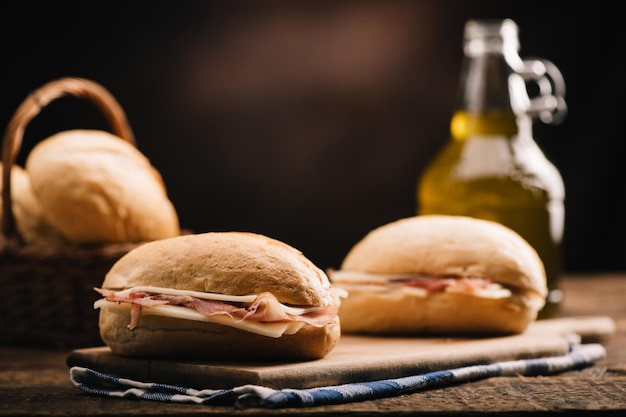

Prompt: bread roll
xmin=97 ymin=231 xmax=344 ymax=360
xmin=25 ymin=130 xmax=179 ymax=243
xmin=0 ymin=162 xmax=65 ymax=244
xmin=330 ymin=215 xmax=547 ymax=335
xmin=99 ymin=308 xmax=341 ymax=361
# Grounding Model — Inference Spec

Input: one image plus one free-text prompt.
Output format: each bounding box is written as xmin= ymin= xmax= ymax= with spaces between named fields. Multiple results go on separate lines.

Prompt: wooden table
xmin=2 ymin=272 xmax=626 ymax=416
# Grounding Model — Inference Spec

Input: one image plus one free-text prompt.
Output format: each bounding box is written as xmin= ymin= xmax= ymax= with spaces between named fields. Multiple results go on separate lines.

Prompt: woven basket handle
xmin=1 ymin=77 xmax=136 ymax=243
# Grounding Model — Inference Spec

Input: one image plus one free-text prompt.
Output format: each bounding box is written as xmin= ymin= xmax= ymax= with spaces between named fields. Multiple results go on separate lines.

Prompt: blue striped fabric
xmin=69 ymin=343 xmax=606 ymax=409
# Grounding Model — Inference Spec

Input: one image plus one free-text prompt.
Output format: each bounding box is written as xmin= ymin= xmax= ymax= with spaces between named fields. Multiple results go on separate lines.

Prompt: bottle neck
xmin=452 ymin=21 xmax=524 ymax=141
xmin=457 ymin=53 xmax=515 ymax=114
xmin=450 ymin=109 xmax=518 ymax=140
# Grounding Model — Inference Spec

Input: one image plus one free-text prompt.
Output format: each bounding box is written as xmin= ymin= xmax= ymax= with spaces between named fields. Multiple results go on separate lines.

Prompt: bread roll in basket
xmin=0 ymin=77 xmax=181 ymax=348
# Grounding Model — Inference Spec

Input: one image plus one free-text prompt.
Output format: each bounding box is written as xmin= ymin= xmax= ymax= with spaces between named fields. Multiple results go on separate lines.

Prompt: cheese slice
xmin=104 ymin=285 xmax=259 ymax=302
xmin=94 ymin=299 xmax=305 ymax=338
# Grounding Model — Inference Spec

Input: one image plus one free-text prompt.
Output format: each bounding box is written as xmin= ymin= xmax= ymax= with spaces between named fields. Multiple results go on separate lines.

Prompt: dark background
xmin=1 ymin=1 xmax=623 ymax=273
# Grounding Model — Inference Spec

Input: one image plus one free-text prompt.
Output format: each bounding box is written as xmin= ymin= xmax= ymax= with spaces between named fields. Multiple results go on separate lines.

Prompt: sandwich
xmin=329 ymin=215 xmax=547 ymax=335
xmin=94 ymin=231 xmax=345 ymax=360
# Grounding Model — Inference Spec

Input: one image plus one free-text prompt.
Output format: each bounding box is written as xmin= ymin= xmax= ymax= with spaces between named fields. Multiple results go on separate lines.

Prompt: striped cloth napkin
xmin=69 ymin=343 xmax=606 ymax=409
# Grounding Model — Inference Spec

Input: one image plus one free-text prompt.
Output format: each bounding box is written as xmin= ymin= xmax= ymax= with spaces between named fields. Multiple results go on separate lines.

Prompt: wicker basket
xmin=1 ymin=77 xmax=146 ymax=349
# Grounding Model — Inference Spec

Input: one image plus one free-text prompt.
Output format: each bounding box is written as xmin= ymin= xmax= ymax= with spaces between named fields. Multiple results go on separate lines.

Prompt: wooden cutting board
xmin=66 ymin=315 xmax=615 ymax=390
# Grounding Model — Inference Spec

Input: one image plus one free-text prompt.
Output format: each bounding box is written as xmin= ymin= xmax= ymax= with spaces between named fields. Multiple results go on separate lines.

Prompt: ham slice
xmin=93 ymin=287 xmax=336 ymax=330
xmin=328 ymin=270 xmax=511 ymax=299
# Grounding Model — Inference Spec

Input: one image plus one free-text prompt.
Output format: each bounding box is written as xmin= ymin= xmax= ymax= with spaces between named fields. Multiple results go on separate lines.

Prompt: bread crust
xmin=333 ymin=215 xmax=547 ymax=335
xmin=336 ymin=286 xmax=542 ymax=335
xmin=99 ymin=308 xmax=341 ymax=360
xmin=0 ymin=163 xmax=65 ymax=244
xmin=25 ymin=129 xmax=179 ymax=243
xmin=103 ymin=231 xmax=336 ymax=306
xmin=98 ymin=232 xmax=342 ymax=359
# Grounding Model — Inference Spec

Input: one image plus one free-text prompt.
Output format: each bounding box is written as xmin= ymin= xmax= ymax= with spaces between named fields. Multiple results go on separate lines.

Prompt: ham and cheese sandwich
xmin=329 ymin=215 xmax=547 ymax=335
xmin=94 ymin=231 xmax=346 ymax=360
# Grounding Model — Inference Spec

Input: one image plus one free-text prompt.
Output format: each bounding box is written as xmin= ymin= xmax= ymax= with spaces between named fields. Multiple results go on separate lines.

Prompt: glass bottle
xmin=417 ymin=19 xmax=567 ymax=318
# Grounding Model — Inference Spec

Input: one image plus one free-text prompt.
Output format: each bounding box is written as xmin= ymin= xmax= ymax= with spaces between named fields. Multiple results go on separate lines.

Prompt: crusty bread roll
xmin=24 ymin=129 xmax=179 ymax=243
xmin=330 ymin=215 xmax=547 ymax=336
xmin=0 ymin=162 xmax=65 ymax=244
xmin=96 ymin=231 xmax=344 ymax=360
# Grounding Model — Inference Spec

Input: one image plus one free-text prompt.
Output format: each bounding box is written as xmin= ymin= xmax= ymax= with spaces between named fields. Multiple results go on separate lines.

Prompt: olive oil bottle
xmin=417 ymin=19 xmax=567 ymax=318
